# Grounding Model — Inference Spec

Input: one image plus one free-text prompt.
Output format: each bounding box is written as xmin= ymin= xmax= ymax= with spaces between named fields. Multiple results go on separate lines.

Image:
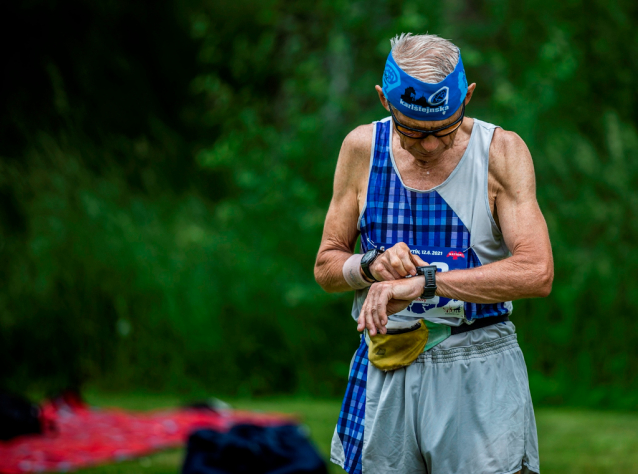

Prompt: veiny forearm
xmin=436 ymin=253 xmax=553 ymax=303
xmin=314 ymin=248 xmax=356 ymax=293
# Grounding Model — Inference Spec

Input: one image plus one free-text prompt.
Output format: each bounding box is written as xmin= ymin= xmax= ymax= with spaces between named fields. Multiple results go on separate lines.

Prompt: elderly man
xmin=315 ymin=33 xmax=553 ymax=474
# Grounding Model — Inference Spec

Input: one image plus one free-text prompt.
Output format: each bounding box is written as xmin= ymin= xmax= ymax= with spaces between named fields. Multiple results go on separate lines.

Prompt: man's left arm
xmin=358 ymin=130 xmax=553 ymax=326
xmin=435 ymin=129 xmax=553 ymax=303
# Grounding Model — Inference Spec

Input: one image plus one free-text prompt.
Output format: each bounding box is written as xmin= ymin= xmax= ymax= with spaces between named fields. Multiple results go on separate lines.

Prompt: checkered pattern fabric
xmin=337 ymin=337 xmax=368 ymax=474
xmin=360 ymin=118 xmax=508 ymax=320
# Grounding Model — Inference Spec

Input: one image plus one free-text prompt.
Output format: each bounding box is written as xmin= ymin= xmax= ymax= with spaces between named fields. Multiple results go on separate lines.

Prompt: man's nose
xmin=419 ymin=135 xmax=440 ymax=152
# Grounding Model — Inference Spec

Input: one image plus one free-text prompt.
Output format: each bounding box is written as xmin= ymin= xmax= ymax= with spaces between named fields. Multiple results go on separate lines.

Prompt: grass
xmin=535 ymin=408 xmax=638 ymax=473
xmin=72 ymin=391 xmax=638 ymax=474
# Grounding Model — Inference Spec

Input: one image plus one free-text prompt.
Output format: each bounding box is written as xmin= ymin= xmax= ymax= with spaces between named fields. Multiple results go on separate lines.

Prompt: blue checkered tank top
xmin=352 ymin=117 xmax=512 ymax=323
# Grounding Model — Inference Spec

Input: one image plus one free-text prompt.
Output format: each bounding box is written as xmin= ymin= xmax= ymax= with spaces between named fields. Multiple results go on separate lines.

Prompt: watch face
xmin=361 ymin=249 xmax=379 ymax=267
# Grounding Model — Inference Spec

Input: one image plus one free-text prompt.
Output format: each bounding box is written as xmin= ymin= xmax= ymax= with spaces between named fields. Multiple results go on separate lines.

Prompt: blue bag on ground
xmin=182 ymin=424 xmax=328 ymax=474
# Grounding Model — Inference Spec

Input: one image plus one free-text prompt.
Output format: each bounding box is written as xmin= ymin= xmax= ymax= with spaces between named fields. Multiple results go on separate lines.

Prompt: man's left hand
xmin=357 ymin=275 xmax=426 ymax=336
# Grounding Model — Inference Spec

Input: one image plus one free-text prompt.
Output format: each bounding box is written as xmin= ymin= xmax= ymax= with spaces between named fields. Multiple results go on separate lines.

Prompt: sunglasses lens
xmin=433 ymin=122 xmax=460 ymax=137
xmin=397 ymin=125 xmax=426 ymax=139
xmin=391 ymin=103 xmax=464 ymax=139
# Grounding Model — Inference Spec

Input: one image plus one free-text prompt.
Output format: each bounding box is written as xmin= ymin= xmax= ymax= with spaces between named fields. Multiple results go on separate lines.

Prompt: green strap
xmin=424 ymin=321 xmax=452 ymax=351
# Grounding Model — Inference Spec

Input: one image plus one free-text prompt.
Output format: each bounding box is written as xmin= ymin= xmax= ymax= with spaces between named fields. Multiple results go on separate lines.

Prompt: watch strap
xmin=362 ymin=262 xmax=378 ymax=282
xmin=416 ymin=265 xmax=438 ymax=299
xmin=361 ymin=248 xmax=383 ymax=282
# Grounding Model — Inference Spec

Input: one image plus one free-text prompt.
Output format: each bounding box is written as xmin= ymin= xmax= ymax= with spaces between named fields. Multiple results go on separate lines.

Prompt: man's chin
xmin=411 ymin=149 xmax=442 ymax=160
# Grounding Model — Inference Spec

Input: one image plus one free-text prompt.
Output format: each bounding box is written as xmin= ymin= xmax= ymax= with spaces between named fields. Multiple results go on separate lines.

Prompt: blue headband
xmin=382 ymin=50 xmax=468 ymax=121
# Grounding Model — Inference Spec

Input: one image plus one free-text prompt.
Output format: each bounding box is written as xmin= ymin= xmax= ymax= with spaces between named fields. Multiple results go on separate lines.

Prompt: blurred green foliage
xmin=1 ymin=0 xmax=637 ymax=407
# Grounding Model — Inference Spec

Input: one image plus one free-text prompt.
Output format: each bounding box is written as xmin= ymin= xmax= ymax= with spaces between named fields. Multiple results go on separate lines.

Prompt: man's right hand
xmin=366 ymin=242 xmax=427 ymax=281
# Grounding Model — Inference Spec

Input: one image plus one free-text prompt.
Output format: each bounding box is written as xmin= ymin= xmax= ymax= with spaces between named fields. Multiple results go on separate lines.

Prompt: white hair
xmin=390 ymin=33 xmax=459 ymax=83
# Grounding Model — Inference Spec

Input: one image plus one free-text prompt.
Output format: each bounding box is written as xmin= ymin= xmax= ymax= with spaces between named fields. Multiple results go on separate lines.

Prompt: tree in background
xmin=0 ymin=0 xmax=637 ymax=408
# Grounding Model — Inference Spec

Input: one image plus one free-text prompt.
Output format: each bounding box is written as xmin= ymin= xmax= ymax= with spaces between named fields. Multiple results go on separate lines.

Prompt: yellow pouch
xmin=367 ymin=320 xmax=429 ymax=372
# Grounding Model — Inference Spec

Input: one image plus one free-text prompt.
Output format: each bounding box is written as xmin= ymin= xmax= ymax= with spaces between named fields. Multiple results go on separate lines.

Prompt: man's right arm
xmin=314 ymin=126 xmax=372 ymax=293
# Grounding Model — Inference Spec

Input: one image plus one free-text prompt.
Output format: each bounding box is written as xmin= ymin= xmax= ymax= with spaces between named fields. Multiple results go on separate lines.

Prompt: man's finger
xmin=361 ymin=298 xmax=372 ymax=335
xmin=375 ymin=299 xmax=388 ymax=334
xmin=359 ymin=295 xmax=373 ymax=333
xmin=357 ymin=313 xmax=365 ymax=332
xmin=370 ymin=298 xmax=382 ymax=335
xmin=398 ymin=250 xmax=417 ymax=276
xmin=412 ymin=254 xmax=428 ymax=267
xmin=373 ymin=296 xmax=387 ymax=335
xmin=373 ymin=263 xmax=400 ymax=281
xmin=369 ymin=286 xmax=387 ymax=335
xmin=382 ymin=285 xmax=394 ymax=319
xmin=388 ymin=252 xmax=409 ymax=277
xmin=367 ymin=316 xmax=377 ymax=336
xmin=366 ymin=298 xmax=378 ymax=336
xmin=370 ymin=285 xmax=389 ymax=334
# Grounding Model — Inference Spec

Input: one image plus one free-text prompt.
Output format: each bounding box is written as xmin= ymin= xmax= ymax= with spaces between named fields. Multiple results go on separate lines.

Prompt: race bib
xmin=382 ymin=245 xmax=468 ymax=319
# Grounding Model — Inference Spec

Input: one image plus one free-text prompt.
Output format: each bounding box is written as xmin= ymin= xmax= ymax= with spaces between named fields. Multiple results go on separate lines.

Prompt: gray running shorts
xmin=331 ymin=322 xmax=540 ymax=474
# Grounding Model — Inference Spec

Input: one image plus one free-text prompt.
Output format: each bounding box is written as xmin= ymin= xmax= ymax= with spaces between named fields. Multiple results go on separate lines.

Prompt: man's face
xmin=390 ymin=104 xmax=465 ymax=160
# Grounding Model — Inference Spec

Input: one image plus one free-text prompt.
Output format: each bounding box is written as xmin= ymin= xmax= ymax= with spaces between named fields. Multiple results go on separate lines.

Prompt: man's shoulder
xmin=489 ymin=127 xmax=531 ymax=162
xmin=332 ymin=123 xmax=376 ymax=192
xmin=342 ymin=123 xmax=375 ymax=160
xmin=335 ymin=124 xmax=376 ymax=181
xmin=488 ymin=127 xmax=535 ymax=188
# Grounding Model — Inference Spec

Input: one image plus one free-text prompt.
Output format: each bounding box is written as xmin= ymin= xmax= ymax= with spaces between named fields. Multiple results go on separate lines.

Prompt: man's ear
xmin=465 ymin=83 xmax=477 ymax=106
xmin=375 ymin=85 xmax=390 ymax=112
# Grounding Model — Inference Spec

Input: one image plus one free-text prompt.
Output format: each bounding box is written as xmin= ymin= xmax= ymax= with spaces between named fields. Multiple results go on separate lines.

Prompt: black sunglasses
xmin=389 ymin=103 xmax=465 ymax=140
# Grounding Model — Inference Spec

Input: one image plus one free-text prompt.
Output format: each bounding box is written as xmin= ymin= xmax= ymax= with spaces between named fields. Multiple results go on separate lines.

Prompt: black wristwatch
xmin=361 ymin=248 xmax=384 ymax=282
xmin=416 ymin=265 xmax=438 ymax=299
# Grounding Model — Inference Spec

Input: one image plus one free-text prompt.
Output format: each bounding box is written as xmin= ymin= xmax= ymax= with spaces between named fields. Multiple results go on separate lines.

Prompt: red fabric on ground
xmin=0 ymin=397 xmax=294 ymax=473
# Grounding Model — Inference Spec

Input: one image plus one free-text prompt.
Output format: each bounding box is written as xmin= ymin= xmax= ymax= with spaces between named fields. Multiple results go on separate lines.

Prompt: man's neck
xmin=391 ymin=117 xmax=475 ymax=188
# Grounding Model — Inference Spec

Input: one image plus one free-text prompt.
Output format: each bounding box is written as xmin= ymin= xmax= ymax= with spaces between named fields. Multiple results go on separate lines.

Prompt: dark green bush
xmin=1 ymin=0 xmax=637 ymax=407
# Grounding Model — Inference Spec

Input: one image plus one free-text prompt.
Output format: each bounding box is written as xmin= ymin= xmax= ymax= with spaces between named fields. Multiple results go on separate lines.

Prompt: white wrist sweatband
xmin=343 ymin=254 xmax=372 ymax=290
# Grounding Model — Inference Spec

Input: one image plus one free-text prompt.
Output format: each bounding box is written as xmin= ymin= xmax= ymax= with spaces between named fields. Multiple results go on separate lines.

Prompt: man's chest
xmin=356 ymin=147 xmax=500 ymax=229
